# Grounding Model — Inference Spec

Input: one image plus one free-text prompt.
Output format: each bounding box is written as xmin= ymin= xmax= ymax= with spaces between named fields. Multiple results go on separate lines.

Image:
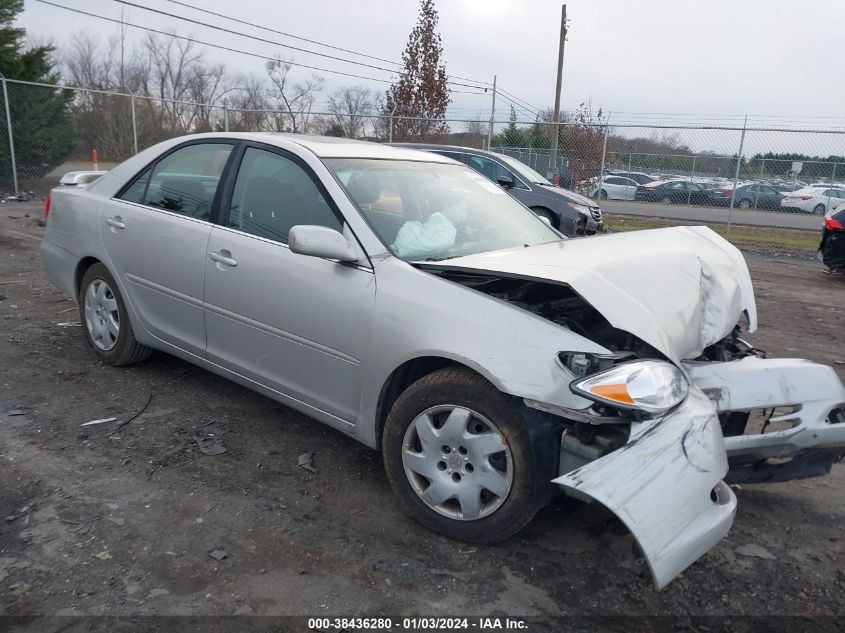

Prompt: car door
xmin=760 ymin=185 xmax=780 ymax=209
xmin=203 ymin=143 xmax=375 ymax=425
xmin=666 ymin=181 xmax=686 ymax=202
xmin=686 ymin=182 xmax=706 ymax=204
xmin=618 ymin=177 xmax=638 ymax=200
xmin=105 ymin=140 xmax=235 ymax=356
xmin=601 ymin=176 xmax=623 ymax=199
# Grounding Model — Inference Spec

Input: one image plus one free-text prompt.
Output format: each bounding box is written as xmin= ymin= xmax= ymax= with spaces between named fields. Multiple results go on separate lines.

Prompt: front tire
xmin=79 ymin=263 xmax=152 ymax=366
xmin=382 ymin=368 xmax=544 ymax=544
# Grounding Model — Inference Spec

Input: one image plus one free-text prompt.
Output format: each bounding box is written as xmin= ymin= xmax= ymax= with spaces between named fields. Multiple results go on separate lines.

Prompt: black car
xmin=709 ymin=183 xmax=785 ymax=210
xmin=634 ymin=180 xmax=710 ymax=204
xmin=820 ymin=205 xmax=845 ymax=274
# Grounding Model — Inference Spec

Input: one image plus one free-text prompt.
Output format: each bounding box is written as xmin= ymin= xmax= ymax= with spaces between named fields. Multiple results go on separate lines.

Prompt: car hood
xmin=535 ymin=184 xmax=598 ymax=209
xmin=430 ymin=226 xmax=757 ymax=363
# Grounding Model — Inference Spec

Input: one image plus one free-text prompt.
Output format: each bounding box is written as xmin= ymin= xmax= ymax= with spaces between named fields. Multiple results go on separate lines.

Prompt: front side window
xmin=466 ymin=155 xmax=512 ymax=185
xmin=142 ymin=143 xmax=233 ymax=220
xmin=326 ymin=159 xmax=560 ymax=262
xmin=226 ymin=147 xmax=342 ymax=243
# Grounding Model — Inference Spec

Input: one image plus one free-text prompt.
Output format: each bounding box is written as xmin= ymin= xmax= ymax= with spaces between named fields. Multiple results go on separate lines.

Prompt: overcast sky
xmin=16 ymin=0 xmax=845 ymax=131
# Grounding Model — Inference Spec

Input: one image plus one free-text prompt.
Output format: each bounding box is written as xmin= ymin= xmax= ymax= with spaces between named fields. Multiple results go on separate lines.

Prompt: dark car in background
xmin=393 ymin=144 xmax=604 ymax=236
xmin=634 ymin=180 xmax=710 ymax=204
xmin=709 ymin=183 xmax=785 ymax=209
xmin=820 ymin=203 xmax=845 ymax=274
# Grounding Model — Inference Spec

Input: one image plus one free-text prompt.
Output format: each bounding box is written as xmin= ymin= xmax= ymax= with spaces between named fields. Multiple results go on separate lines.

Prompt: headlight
xmin=567 ymin=202 xmax=591 ymax=215
xmin=570 ymin=360 xmax=688 ymax=415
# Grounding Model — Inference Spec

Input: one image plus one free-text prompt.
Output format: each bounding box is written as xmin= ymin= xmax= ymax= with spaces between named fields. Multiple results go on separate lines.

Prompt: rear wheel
xmin=382 ymin=368 xmax=544 ymax=543
xmin=599 ymin=189 xmax=608 ymax=200
xmin=738 ymin=198 xmax=753 ymax=209
xmin=79 ymin=264 xmax=152 ymax=366
xmin=813 ymin=204 xmax=826 ymax=215
xmin=661 ymin=195 xmax=672 ymax=204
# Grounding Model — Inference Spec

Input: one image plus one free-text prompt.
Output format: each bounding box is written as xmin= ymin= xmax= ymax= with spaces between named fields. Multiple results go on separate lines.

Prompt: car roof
xmin=392 ymin=142 xmax=496 ymax=157
xmin=166 ymin=133 xmax=457 ymax=163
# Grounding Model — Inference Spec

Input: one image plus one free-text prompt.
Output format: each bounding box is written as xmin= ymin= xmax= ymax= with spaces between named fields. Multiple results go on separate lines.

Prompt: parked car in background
xmin=607 ymin=170 xmax=655 ymax=185
xmin=590 ymin=175 xmax=639 ymax=200
xmin=634 ymin=179 xmax=710 ymax=204
xmin=394 ymin=144 xmax=604 ymax=236
xmin=820 ymin=203 xmax=845 ymax=273
xmin=781 ymin=187 xmax=845 ymax=215
xmin=709 ymin=183 xmax=785 ymax=210
xmin=40 ymin=132 xmax=845 ymax=591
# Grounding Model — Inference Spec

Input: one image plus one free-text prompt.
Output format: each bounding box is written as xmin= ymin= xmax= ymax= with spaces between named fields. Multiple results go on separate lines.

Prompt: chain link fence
xmin=3 ymin=78 xmax=845 ymax=221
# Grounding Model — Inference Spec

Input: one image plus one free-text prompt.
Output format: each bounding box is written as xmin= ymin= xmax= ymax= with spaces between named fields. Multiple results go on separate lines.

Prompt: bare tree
xmin=326 ymin=86 xmax=374 ymax=139
xmin=228 ymin=73 xmax=270 ymax=132
xmin=265 ymin=55 xmax=324 ymax=133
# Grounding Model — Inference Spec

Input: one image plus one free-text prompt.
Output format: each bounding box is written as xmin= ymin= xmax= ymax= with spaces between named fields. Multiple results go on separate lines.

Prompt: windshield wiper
xmin=423 ymin=256 xmax=454 ymax=261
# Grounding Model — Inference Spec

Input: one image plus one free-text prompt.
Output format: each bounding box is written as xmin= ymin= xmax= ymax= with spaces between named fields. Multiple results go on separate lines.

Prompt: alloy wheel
xmin=84 ymin=279 xmax=120 ymax=351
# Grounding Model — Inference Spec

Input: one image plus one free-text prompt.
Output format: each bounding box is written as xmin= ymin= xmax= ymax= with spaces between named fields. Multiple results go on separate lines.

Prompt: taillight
xmin=44 ymin=193 xmax=51 ymax=218
xmin=645 ymin=187 xmax=656 ymax=192
xmin=826 ymin=217 xmax=844 ymax=230
xmin=800 ymin=195 xmax=813 ymax=200
xmin=725 ymin=190 xmax=733 ymax=198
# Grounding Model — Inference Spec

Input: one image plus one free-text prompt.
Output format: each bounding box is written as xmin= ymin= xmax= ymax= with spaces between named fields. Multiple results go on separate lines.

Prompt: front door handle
xmin=105 ymin=216 xmax=126 ymax=230
xmin=209 ymin=250 xmax=238 ymax=267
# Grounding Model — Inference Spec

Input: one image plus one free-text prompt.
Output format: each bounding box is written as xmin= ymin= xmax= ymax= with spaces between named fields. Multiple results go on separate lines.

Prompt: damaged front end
xmin=423 ymin=236 xmax=845 ymax=589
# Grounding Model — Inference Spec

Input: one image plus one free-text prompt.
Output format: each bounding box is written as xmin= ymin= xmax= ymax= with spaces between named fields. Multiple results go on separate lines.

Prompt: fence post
xmin=487 ymin=74 xmax=497 ymax=151
xmin=687 ymin=154 xmax=697 ymax=205
xmin=832 ymin=161 xmax=837 ymax=185
xmin=130 ymin=93 xmax=138 ymax=155
xmin=0 ymin=73 xmax=19 ymax=197
xmin=223 ymin=98 xmax=229 ymax=132
xmin=755 ymin=157 xmax=765 ymax=209
xmin=726 ymin=114 xmax=748 ymax=240
xmin=388 ymin=106 xmax=396 ymax=143
xmin=596 ymin=113 xmax=610 ymax=200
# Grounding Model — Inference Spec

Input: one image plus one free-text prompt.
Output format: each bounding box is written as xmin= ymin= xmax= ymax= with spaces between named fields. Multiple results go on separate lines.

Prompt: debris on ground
xmin=197 ymin=436 xmax=227 ymax=456
xmin=298 ymin=451 xmax=318 ymax=474
xmin=115 ymin=393 xmax=153 ymax=430
xmin=735 ymin=544 xmax=778 ymax=560
xmin=80 ymin=417 xmax=117 ymax=427
xmin=56 ymin=321 xmax=81 ymax=327
xmin=8 ymin=408 xmax=26 ymax=416
xmin=209 ymin=549 xmax=228 ymax=561
xmin=94 ymin=551 xmax=113 ymax=561
xmin=8 ymin=583 xmax=30 ymax=595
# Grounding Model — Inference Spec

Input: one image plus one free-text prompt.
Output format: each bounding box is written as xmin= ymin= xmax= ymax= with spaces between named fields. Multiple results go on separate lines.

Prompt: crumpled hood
xmin=439 ymin=226 xmax=757 ymax=362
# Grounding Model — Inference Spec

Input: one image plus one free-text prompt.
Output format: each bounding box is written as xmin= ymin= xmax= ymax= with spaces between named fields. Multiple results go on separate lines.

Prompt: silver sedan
xmin=41 ymin=133 xmax=845 ymax=589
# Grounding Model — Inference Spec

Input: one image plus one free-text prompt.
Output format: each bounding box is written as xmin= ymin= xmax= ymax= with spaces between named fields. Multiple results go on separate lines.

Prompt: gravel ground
xmin=1 ymin=203 xmax=844 ymax=621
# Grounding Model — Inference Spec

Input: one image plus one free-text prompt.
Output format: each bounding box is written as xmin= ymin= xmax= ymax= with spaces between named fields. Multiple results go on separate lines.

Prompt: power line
xmin=107 ymin=0 xmax=489 ymax=92
xmin=164 ymin=0 xmax=494 ymax=88
xmin=34 ymin=0 xmax=491 ymax=95
xmin=496 ymin=86 xmax=544 ymax=117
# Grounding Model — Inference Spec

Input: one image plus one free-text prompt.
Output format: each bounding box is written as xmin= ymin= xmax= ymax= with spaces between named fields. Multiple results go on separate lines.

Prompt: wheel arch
xmin=75 ymin=256 xmax=104 ymax=298
xmin=374 ymin=356 xmax=495 ymax=447
xmin=529 ymin=205 xmax=560 ymax=230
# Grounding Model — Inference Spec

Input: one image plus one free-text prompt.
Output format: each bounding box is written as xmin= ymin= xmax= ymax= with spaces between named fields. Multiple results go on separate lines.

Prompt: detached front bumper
xmin=685 ymin=357 xmax=845 ymax=482
xmin=552 ymin=387 xmax=736 ymax=590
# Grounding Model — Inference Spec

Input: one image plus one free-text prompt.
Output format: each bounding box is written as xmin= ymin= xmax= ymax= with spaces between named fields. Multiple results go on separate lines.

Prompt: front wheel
xmin=382 ymin=368 xmax=544 ymax=544
xmin=79 ymin=263 xmax=152 ymax=366
xmin=599 ymin=189 xmax=608 ymax=199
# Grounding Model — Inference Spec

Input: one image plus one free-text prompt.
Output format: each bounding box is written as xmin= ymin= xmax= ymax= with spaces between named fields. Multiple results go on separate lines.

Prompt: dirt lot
xmin=1 ymin=203 xmax=844 ymax=620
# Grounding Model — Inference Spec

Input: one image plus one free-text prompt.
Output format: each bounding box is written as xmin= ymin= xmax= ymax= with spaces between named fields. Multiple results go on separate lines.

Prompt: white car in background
xmin=590 ymin=175 xmax=639 ymax=200
xmin=781 ymin=186 xmax=845 ymax=215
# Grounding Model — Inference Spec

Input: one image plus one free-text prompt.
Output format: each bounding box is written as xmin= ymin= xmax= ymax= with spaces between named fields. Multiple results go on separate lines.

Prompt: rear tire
xmin=78 ymin=263 xmax=152 ymax=366
xmin=599 ymin=189 xmax=608 ymax=200
xmin=661 ymin=195 xmax=672 ymax=204
xmin=738 ymin=198 xmax=752 ymax=209
xmin=813 ymin=204 xmax=826 ymax=215
xmin=382 ymin=368 xmax=544 ymax=544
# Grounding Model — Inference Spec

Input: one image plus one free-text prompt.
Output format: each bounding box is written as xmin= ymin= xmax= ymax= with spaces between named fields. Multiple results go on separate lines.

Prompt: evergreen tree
xmin=0 ymin=0 xmax=76 ymax=191
xmin=383 ymin=0 xmax=450 ymax=142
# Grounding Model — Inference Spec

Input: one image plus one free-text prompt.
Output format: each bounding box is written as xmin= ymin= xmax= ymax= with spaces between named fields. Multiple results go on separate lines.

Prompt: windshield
xmin=324 ymin=158 xmax=561 ymax=261
xmin=491 ymin=152 xmax=553 ymax=185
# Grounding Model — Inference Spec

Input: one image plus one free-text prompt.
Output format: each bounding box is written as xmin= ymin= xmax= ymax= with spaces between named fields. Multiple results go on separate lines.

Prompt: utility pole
xmin=487 ymin=74 xmax=497 ymax=151
xmin=548 ymin=4 xmax=567 ymax=178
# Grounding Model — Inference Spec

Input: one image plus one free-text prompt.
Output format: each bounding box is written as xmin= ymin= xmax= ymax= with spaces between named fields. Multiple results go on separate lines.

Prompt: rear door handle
xmin=209 ymin=250 xmax=238 ymax=267
xmin=105 ymin=217 xmax=126 ymax=230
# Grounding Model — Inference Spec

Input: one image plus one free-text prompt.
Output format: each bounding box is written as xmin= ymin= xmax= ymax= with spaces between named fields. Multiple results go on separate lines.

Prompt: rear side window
xmin=119 ymin=143 xmax=233 ymax=220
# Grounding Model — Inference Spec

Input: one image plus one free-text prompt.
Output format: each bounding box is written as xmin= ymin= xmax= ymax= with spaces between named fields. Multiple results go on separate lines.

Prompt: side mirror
xmin=288 ymin=225 xmax=359 ymax=263
xmin=497 ymin=175 xmax=514 ymax=189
